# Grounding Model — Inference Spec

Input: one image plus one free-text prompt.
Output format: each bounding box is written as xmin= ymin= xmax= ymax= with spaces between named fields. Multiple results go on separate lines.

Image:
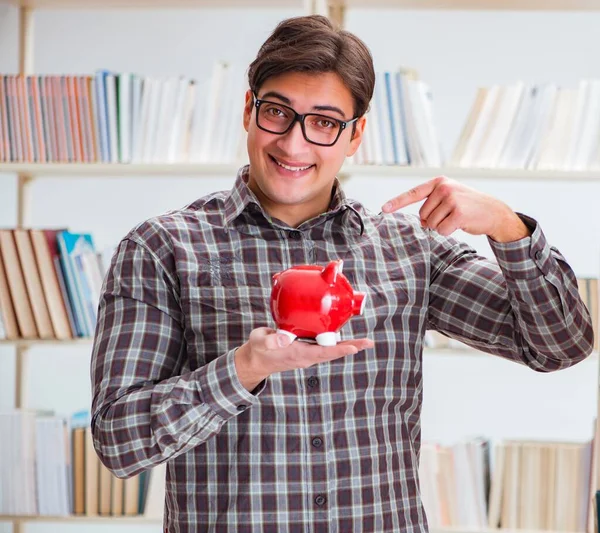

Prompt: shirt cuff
xmin=195 ymin=348 xmax=266 ymax=422
xmin=487 ymin=213 xmax=556 ymax=280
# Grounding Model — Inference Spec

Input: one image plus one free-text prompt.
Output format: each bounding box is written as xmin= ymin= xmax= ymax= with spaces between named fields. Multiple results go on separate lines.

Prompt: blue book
xmin=384 ymin=72 xmax=399 ymax=165
xmin=94 ymin=70 xmax=112 ymax=162
xmin=57 ymin=231 xmax=97 ymax=337
xmin=375 ymin=73 xmax=393 ymax=165
xmin=70 ymin=409 xmax=91 ymax=428
xmin=73 ymin=252 xmax=98 ymax=333
xmin=54 ymin=254 xmax=81 ymax=337
xmin=57 ymin=249 xmax=84 ymax=337
xmin=4 ymin=77 xmax=15 ymax=161
xmin=395 ymin=72 xmax=411 ymax=165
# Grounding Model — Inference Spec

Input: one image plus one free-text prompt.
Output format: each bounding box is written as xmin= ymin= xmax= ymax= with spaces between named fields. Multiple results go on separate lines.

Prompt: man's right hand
xmin=234 ymin=327 xmax=375 ymax=392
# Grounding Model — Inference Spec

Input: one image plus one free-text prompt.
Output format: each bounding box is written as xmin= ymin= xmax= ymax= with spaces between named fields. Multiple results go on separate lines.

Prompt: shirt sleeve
xmin=426 ymin=213 xmax=594 ymax=371
xmin=90 ymin=234 xmax=266 ymax=479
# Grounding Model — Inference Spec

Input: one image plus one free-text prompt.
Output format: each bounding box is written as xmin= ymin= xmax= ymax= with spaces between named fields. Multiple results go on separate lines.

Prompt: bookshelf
xmin=0 ymin=515 xmax=162 ymax=524
xmin=5 ymin=163 xmax=600 ymax=181
xmin=4 ymin=0 xmax=600 ymax=10
xmin=1 ymin=1 xmax=599 ymax=533
xmin=0 ymin=518 xmax=582 ymax=533
xmin=342 ymin=0 xmax=600 ymax=9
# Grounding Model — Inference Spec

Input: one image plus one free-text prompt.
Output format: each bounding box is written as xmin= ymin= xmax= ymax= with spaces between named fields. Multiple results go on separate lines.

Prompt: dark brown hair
xmin=248 ymin=15 xmax=375 ymax=118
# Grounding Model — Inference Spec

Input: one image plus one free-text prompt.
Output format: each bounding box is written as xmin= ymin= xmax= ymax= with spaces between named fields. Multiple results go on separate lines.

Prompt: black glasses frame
xmin=252 ymin=92 xmax=358 ymax=147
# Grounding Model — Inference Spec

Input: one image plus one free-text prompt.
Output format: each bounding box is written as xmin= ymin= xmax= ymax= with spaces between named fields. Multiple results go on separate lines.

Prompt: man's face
xmin=243 ymin=71 xmax=365 ymax=226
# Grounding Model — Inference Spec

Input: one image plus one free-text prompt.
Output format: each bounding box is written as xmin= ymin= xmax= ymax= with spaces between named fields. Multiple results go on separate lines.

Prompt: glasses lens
xmin=304 ymin=114 xmax=341 ymax=145
xmin=257 ymin=102 xmax=294 ymax=133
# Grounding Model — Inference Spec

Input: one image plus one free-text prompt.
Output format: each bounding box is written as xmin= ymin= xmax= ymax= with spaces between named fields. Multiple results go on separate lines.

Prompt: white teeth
xmin=273 ymin=157 xmax=312 ymax=172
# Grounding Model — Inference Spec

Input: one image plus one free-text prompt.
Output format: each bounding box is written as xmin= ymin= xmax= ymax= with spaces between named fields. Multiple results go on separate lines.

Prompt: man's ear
xmin=243 ymin=89 xmax=254 ymax=132
xmin=346 ymin=115 xmax=367 ymax=157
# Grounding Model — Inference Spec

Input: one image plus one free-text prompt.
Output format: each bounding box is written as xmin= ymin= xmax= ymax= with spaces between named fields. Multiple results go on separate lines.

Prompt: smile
xmin=270 ymin=155 xmax=315 ymax=172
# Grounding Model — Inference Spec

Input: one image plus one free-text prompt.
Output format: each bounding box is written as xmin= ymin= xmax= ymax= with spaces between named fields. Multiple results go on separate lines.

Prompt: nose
xmin=275 ymin=118 xmax=311 ymax=155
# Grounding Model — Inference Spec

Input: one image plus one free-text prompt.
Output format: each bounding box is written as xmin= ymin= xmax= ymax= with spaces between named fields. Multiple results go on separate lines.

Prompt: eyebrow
xmin=260 ymin=90 xmax=348 ymax=119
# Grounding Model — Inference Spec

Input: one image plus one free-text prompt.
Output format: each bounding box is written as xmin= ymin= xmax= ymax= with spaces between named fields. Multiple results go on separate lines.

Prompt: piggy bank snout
xmin=353 ymin=291 xmax=366 ymax=316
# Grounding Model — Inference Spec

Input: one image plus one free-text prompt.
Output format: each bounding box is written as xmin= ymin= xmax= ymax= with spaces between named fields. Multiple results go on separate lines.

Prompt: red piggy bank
xmin=270 ymin=259 xmax=366 ymax=346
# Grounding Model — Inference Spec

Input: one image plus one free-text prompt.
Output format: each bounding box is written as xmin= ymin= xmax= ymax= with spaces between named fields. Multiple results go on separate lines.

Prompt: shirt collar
xmin=224 ymin=165 xmax=365 ymax=235
xmin=223 ymin=165 xmax=262 ymax=228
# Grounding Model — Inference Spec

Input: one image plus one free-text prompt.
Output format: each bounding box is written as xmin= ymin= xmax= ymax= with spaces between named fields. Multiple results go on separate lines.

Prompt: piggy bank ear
xmin=321 ymin=260 xmax=343 ymax=284
xmin=272 ymin=272 xmax=281 ymax=284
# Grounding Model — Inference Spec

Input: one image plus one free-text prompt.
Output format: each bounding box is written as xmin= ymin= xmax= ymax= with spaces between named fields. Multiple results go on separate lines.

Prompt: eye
xmin=265 ymin=105 xmax=288 ymax=118
xmin=315 ymin=118 xmax=336 ymax=129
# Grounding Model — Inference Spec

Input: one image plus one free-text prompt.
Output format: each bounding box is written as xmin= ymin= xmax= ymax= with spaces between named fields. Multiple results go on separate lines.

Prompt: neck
xmin=246 ymin=174 xmax=336 ymax=228
xmin=259 ymin=194 xmax=330 ymax=228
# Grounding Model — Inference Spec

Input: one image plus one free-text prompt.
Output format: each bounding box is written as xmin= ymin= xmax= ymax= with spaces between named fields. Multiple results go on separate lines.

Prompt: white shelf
xmin=5 ymin=0 xmax=600 ymax=9
xmin=0 ymin=518 xmax=582 ymax=533
xmin=0 ymin=338 xmax=95 ymax=347
xmin=1 ymin=338 xmax=597 ymax=362
xmin=3 ymin=163 xmax=600 ymax=181
xmin=4 ymin=0 xmax=302 ymax=8
xmin=431 ymin=528 xmax=582 ymax=533
xmin=345 ymin=0 xmax=600 ymax=9
xmin=0 ymin=514 xmax=161 ymax=523
xmin=341 ymin=165 xmax=600 ymax=181
xmin=0 ymin=162 xmax=242 ymax=178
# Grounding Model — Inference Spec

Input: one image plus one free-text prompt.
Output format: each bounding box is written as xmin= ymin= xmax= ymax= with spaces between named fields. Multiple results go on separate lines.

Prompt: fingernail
xmin=382 ymin=202 xmax=392 ymax=212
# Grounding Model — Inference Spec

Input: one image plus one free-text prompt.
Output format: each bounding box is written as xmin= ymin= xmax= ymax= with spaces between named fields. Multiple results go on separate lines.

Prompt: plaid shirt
xmin=91 ymin=165 xmax=593 ymax=533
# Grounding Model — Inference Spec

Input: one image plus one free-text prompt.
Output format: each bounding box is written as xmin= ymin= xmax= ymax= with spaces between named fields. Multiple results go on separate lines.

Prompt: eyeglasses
xmin=252 ymin=92 xmax=358 ymax=147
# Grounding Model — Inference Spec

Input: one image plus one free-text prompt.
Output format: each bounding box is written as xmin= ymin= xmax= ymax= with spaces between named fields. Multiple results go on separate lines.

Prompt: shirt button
xmin=307 ymin=376 xmax=319 ymax=388
xmin=314 ymin=495 xmax=327 ymax=506
xmin=288 ymin=230 xmax=302 ymax=240
xmin=311 ymin=437 xmax=323 ymax=448
xmin=237 ymin=405 xmax=248 ymax=412
xmin=535 ymin=250 xmax=543 ymax=261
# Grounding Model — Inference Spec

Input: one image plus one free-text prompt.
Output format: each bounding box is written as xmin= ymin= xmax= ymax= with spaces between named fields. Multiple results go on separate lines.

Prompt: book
xmin=13 ymin=229 xmax=54 ymax=338
xmin=0 ymin=229 xmax=38 ymax=338
xmin=29 ymin=229 xmax=73 ymax=340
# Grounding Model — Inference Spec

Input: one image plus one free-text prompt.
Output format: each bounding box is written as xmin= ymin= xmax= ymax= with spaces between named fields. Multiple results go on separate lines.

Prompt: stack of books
xmin=0 ymin=62 xmax=248 ymax=165
xmin=351 ymin=69 xmax=443 ymax=167
xmin=451 ymin=81 xmax=600 ymax=170
xmin=0 ymin=228 xmax=110 ymax=340
xmin=0 ymin=409 xmax=165 ymax=518
xmin=420 ymin=436 xmax=595 ymax=532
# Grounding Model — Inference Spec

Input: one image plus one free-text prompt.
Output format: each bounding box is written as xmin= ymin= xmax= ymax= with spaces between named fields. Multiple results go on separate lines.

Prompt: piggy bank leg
xmin=316 ymin=332 xmax=337 ymax=346
xmin=277 ymin=329 xmax=297 ymax=343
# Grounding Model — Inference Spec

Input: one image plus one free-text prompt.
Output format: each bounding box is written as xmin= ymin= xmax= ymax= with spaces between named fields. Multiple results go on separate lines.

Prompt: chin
xmin=263 ymin=184 xmax=310 ymax=206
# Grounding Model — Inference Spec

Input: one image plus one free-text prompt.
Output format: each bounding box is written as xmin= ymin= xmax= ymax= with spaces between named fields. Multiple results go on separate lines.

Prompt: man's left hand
xmin=381 ymin=176 xmax=531 ymax=243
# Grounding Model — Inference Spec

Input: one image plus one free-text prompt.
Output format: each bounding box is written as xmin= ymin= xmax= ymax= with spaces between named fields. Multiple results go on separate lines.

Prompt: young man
xmin=90 ymin=15 xmax=593 ymax=533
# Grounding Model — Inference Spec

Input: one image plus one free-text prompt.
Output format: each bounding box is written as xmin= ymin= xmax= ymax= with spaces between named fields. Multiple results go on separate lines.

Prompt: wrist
xmin=234 ymin=343 xmax=269 ymax=393
xmin=489 ymin=209 xmax=531 ymax=243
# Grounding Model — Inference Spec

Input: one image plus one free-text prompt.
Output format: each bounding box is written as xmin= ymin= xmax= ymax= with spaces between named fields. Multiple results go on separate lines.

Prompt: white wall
xmin=0 ymin=5 xmax=599 ymax=532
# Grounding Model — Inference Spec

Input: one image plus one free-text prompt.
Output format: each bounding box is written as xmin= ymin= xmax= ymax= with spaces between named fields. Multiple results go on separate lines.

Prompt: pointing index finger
xmin=382 ymin=178 xmax=439 ymax=213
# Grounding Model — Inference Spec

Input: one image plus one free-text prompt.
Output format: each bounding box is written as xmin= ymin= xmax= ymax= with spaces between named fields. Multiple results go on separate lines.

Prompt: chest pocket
xmin=183 ymin=285 xmax=273 ymax=366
